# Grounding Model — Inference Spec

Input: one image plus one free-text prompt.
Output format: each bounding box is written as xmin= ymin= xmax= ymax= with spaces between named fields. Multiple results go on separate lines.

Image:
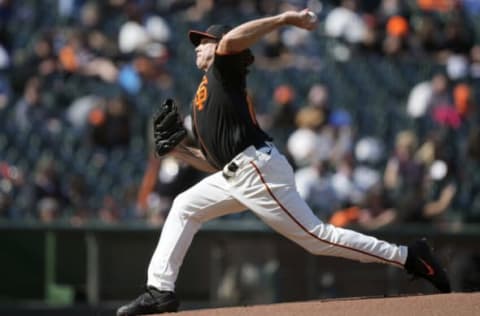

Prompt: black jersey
xmin=191 ymin=52 xmax=271 ymax=169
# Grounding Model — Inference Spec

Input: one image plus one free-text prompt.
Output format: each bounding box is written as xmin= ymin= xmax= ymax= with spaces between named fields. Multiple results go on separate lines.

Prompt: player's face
xmin=195 ymin=38 xmax=217 ymax=71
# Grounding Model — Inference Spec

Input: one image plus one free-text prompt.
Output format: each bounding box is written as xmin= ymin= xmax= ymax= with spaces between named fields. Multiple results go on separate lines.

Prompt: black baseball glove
xmin=152 ymin=99 xmax=187 ymax=156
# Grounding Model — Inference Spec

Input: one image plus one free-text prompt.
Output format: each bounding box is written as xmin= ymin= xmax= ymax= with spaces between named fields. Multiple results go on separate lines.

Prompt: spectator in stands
xmin=59 ymin=30 xmax=119 ymax=83
xmin=329 ymin=182 xmax=398 ymax=230
xmin=325 ymin=0 xmax=367 ymax=46
xmin=137 ymin=153 xmax=206 ymax=224
xmin=377 ymin=0 xmax=408 ymax=22
xmin=0 ymin=161 xmax=16 ymax=220
xmin=98 ymin=195 xmax=121 ymax=223
xmin=423 ymin=160 xmax=458 ymax=221
xmin=118 ymin=183 xmax=142 ymax=220
xmin=406 ymin=72 xmax=451 ymax=138
xmin=353 ymin=136 xmax=384 ymax=193
xmin=296 ymin=91 xmax=329 ymax=130
xmin=292 ymin=107 xmax=353 ymax=169
xmin=330 ymin=136 xmax=397 ymax=229
xmin=31 ymin=157 xmax=69 ymax=217
xmin=14 ymin=77 xmax=50 ymax=131
xmin=306 ymin=83 xmax=331 ymax=118
xmin=331 ymin=155 xmax=365 ymax=209
xmin=451 ymin=82 xmax=478 ymax=136
xmin=429 ymin=72 xmax=452 ymax=109
xmin=0 ymin=160 xmax=27 ymax=220
xmin=415 ymin=133 xmax=458 ymax=222
xmin=66 ymin=95 xmax=105 ymax=134
xmin=133 ymin=53 xmax=172 ymax=89
xmin=155 ymin=157 xmax=204 ymax=216
xmin=256 ymin=29 xmax=292 ymax=70
xmin=66 ymin=174 xmax=92 ymax=225
xmin=402 ymin=129 xmax=459 ymax=224
xmin=266 ymin=84 xmax=298 ymax=152
xmin=20 ymin=34 xmax=57 ymax=81
xmin=470 ymin=44 xmax=480 ymax=79
xmin=118 ymin=3 xmax=172 ymax=56
xmin=357 ymin=183 xmax=398 ymax=229
xmin=382 ymin=15 xmax=409 ymax=56
xmin=287 ymin=129 xmax=317 ymax=168
xmin=89 ymin=96 xmax=131 ymax=149
xmin=37 ymin=197 xmax=60 ymax=223
xmin=325 ymin=108 xmax=354 ymax=163
xmin=22 ymin=156 xmax=69 ymax=223
xmin=287 ymin=106 xmax=326 ymax=168
xmin=295 ymin=157 xmax=340 ymax=221
xmin=409 ymin=13 xmax=444 ymax=57
xmin=384 ymin=130 xmax=426 ymax=222
xmin=442 ymin=12 xmax=474 ymax=56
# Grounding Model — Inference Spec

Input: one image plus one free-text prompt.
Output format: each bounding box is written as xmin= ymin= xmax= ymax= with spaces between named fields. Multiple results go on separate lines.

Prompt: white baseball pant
xmin=147 ymin=144 xmax=408 ymax=291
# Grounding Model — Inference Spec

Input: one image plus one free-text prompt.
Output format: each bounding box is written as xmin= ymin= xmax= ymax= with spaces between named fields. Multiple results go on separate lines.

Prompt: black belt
xmin=254 ymin=141 xmax=270 ymax=151
xmin=256 ymin=141 xmax=272 ymax=155
xmin=222 ymin=142 xmax=271 ymax=180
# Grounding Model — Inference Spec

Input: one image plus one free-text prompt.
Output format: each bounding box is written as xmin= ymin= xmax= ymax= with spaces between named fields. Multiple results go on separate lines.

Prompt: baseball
xmin=307 ymin=11 xmax=317 ymax=23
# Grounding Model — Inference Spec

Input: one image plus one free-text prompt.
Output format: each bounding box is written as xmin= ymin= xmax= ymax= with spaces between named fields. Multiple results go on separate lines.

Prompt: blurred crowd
xmin=0 ymin=0 xmax=479 ymax=229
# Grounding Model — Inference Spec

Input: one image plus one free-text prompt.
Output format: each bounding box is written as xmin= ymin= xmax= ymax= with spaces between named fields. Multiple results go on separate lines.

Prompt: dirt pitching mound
xmin=164 ymin=292 xmax=479 ymax=316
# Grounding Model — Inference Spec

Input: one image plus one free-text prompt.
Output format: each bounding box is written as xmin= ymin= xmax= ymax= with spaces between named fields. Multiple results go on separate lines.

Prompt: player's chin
xmin=195 ymin=60 xmax=204 ymax=70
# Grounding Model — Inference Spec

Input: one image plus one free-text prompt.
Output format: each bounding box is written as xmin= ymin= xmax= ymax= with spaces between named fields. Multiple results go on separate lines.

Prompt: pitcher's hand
xmin=281 ymin=9 xmax=317 ymax=31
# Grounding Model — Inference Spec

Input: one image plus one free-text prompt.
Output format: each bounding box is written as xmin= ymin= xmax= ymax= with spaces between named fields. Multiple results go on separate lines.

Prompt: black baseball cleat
xmin=404 ymin=239 xmax=451 ymax=293
xmin=116 ymin=286 xmax=179 ymax=316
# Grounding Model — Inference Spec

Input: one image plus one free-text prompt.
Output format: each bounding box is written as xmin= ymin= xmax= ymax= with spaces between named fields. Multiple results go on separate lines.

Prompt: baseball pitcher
xmin=117 ymin=8 xmax=450 ymax=316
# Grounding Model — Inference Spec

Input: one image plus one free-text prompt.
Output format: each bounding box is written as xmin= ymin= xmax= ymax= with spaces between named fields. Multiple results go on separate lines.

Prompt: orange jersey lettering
xmin=194 ymin=76 xmax=208 ymax=111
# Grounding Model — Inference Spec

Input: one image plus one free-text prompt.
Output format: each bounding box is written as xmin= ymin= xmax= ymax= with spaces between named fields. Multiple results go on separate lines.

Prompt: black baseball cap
xmin=188 ymin=24 xmax=232 ymax=46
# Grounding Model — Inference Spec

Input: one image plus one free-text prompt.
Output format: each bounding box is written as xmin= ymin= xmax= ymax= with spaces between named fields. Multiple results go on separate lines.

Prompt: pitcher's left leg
xmin=148 ymin=171 xmax=246 ymax=291
xmin=232 ymin=149 xmax=407 ymax=267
